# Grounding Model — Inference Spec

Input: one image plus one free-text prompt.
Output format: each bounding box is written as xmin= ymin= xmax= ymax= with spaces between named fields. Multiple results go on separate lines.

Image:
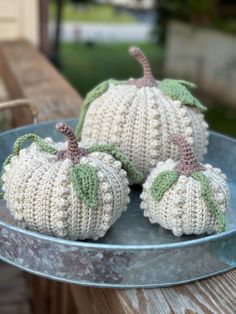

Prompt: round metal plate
xmin=0 ymin=119 xmax=236 ymax=288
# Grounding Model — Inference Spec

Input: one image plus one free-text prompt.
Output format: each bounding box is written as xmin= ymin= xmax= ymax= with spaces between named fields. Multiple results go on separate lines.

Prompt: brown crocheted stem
xmin=171 ymin=134 xmax=205 ymax=176
xmin=128 ymin=46 xmax=156 ymax=88
xmin=56 ymin=122 xmax=87 ymax=164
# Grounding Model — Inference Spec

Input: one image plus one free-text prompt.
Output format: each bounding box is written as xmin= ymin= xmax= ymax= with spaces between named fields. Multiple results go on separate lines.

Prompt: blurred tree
xmin=50 ymin=0 xmax=94 ymax=67
xmin=70 ymin=0 xmax=94 ymax=3
xmin=156 ymin=0 xmax=236 ymax=44
xmin=50 ymin=0 xmax=64 ymax=67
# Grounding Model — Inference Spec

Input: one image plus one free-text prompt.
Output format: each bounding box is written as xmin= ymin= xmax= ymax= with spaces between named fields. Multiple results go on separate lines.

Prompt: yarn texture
xmin=0 ymin=134 xmax=58 ymax=198
xmin=77 ymin=47 xmax=209 ymax=179
xmin=87 ymin=143 xmax=143 ymax=184
xmin=150 ymin=170 xmax=179 ymax=203
xmin=158 ymin=79 xmax=206 ymax=112
xmin=69 ymin=163 xmax=98 ymax=208
xmin=0 ymin=122 xmax=141 ymax=240
xmin=191 ymin=171 xmax=225 ymax=232
xmin=141 ymin=134 xmax=229 ymax=236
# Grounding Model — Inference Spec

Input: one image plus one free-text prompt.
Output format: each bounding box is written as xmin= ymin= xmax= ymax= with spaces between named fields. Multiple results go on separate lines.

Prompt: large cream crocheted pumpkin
xmin=76 ymin=47 xmax=209 ymax=179
xmin=1 ymin=122 xmax=143 ymax=240
xmin=140 ymin=134 xmax=229 ymax=236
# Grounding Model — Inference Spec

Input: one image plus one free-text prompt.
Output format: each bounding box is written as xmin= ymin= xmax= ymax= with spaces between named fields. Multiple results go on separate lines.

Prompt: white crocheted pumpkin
xmin=140 ymin=134 xmax=229 ymax=236
xmin=1 ymin=122 xmax=143 ymax=240
xmin=76 ymin=46 xmax=209 ymax=179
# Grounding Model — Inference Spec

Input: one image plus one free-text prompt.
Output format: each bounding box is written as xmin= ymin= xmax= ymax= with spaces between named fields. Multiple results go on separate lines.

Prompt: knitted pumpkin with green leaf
xmin=76 ymin=46 xmax=208 ymax=179
xmin=0 ymin=122 xmax=143 ymax=240
xmin=140 ymin=134 xmax=229 ymax=236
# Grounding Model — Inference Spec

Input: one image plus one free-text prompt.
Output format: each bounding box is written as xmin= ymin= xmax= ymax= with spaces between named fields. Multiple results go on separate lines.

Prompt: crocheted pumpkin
xmin=140 ymin=134 xmax=229 ymax=236
xmin=76 ymin=46 xmax=208 ymax=178
xmin=0 ymin=122 xmax=143 ymax=240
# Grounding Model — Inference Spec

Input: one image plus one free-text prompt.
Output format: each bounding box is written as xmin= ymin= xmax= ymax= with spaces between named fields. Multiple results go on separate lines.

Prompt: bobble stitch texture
xmin=142 ymin=134 xmax=229 ymax=236
xmin=1 ymin=123 xmax=137 ymax=240
xmin=78 ymin=47 xmax=209 ymax=178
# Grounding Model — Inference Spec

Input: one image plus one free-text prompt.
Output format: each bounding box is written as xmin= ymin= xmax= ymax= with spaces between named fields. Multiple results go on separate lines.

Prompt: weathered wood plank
xmin=71 ymin=286 xmax=113 ymax=314
xmin=161 ymin=271 xmax=236 ymax=314
xmin=0 ymin=303 xmax=31 ymax=314
xmin=0 ymin=40 xmax=82 ymax=126
xmin=70 ymin=270 xmax=236 ymax=314
xmin=70 ymin=286 xmax=173 ymax=314
xmin=0 ymin=261 xmax=31 ymax=314
xmin=27 ymin=275 xmax=77 ymax=314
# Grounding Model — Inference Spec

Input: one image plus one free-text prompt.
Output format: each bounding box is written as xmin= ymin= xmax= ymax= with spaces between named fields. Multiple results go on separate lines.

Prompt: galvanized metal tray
xmin=0 ymin=119 xmax=236 ymax=288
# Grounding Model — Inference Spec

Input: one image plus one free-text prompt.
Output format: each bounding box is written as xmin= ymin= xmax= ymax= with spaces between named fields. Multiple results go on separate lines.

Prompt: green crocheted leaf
xmin=11 ymin=134 xmax=58 ymax=156
xmin=75 ymin=79 xmax=122 ymax=140
xmin=150 ymin=170 xmax=179 ymax=203
xmin=191 ymin=172 xmax=225 ymax=232
xmin=87 ymin=144 xmax=143 ymax=184
xmin=158 ymin=79 xmax=206 ymax=112
xmin=0 ymin=134 xmax=58 ymax=199
xmin=69 ymin=164 xmax=98 ymax=208
xmin=171 ymin=80 xmax=196 ymax=89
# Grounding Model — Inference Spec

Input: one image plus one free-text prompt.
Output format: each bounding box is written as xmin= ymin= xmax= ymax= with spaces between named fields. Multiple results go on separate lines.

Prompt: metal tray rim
xmin=1 ymin=254 xmax=235 ymax=289
xmin=0 ymin=216 xmax=235 ymax=250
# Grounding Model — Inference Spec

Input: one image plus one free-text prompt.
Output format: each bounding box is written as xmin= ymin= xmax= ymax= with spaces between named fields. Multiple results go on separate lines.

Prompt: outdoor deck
xmin=0 ymin=40 xmax=235 ymax=314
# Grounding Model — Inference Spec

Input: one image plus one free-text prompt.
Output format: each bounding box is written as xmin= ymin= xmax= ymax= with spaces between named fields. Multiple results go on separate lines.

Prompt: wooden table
xmin=0 ymin=40 xmax=235 ymax=314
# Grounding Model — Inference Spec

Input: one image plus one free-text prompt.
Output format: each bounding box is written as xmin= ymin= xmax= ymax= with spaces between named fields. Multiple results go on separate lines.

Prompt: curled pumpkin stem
xmin=56 ymin=122 xmax=87 ymax=164
xmin=128 ymin=46 xmax=156 ymax=88
xmin=171 ymin=133 xmax=205 ymax=176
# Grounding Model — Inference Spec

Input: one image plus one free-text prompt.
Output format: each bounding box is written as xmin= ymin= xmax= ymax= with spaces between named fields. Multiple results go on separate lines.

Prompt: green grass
xmin=60 ymin=42 xmax=165 ymax=97
xmin=49 ymin=3 xmax=138 ymax=23
xmin=206 ymin=105 xmax=236 ymax=137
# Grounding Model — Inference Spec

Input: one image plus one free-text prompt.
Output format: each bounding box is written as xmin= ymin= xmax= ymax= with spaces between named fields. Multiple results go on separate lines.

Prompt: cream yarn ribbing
xmin=2 ymin=139 xmax=130 ymax=240
xmin=81 ymin=84 xmax=208 ymax=178
xmin=141 ymin=159 xmax=229 ymax=236
xmin=78 ymin=47 xmax=209 ymax=179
